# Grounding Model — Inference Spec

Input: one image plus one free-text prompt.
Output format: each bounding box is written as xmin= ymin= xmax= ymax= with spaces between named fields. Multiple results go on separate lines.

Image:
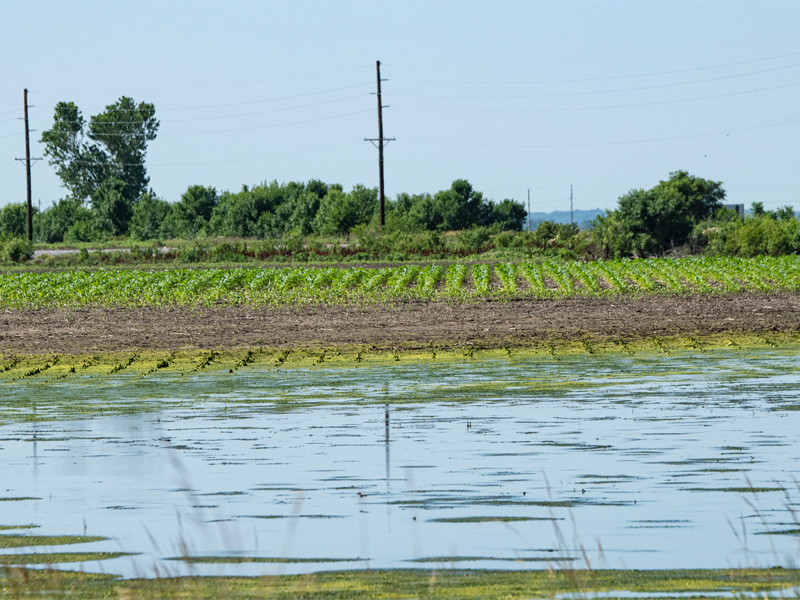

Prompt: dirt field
xmin=1 ymin=292 xmax=798 ymax=355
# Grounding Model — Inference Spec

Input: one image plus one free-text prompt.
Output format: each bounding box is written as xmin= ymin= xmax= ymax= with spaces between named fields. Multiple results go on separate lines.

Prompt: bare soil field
xmin=1 ymin=292 xmax=798 ymax=355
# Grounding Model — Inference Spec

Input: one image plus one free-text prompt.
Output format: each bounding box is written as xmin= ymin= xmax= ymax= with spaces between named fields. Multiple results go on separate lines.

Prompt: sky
xmin=1 ymin=1 xmax=799 ymax=213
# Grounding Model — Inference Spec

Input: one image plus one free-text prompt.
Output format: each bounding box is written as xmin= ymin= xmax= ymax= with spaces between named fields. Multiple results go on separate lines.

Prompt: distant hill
xmin=525 ymin=209 xmax=606 ymax=230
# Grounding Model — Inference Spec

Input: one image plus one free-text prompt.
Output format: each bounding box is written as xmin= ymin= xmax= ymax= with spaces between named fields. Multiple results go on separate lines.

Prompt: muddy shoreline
xmin=1 ymin=292 xmax=798 ymax=355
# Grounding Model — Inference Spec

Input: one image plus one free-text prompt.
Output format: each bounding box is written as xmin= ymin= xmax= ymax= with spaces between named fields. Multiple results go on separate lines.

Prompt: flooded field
xmin=1 ymin=347 xmax=800 ymax=578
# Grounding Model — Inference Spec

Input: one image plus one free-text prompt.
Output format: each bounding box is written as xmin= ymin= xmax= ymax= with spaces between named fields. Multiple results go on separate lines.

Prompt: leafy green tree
xmin=533 ymin=221 xmax=580 ymax=244
xmin=129 ymin=193 xmax=171 ymax=240
xmin=92 ymin=178 xmax=131 ymax=236
xmin=41 ymin=97 xmax=159 ymax=233
xmin=491 ymin=199 xmax=527 ymax=231
xmin=0 ymin=203 xmax=29 ymax=238
xmin=593 ymin=171 xmax=725 ymax=257
xmin=775 ymin=205 xmax=795 ymax=221
xmin=313 ymin=185 xmax=378 ymax=236
xmin=164 ymin=185 xmax=219 ymax=238
xmin=34 ymin=198 xmax=92 ymax=243
xmin=654 ymin=170 xmax=725 ymax=222
xmin=430 ymin=179 xmax=492 ymax=231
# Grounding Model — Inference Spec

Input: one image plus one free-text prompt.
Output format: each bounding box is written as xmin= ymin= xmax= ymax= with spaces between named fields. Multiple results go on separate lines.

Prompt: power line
xmin=31 ymin=65 xmax=373 ymax=95
xmin=391 ymin=49 xmax=800 ymax=86
xmin=38 ymin=93 xmax=368 ymax=126
xmin=391 ymin=62 xmax=800 ymax=100
xmin=34 ymin=83 xmax=373 ymax=115
xmin=385 ymin=30 xmax=800 ymax=67
xmin=67 ymin=140 xmax=364 ymax=168
xmin=26 ymin=108 xmax=373 ymax=139
xmin=405 ymin=113 xmax=800 ymax=149
xmin=397 ymin=80 xmax=800 ymax=113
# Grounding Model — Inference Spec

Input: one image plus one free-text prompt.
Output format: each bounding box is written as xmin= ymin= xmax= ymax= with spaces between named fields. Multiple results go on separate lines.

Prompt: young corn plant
xmin=444 ymin=263 xmax=469 ymax=299
xmin=495 ymin=263 xmax=518 ymax=295
xmin=470 ymin=264 xmax=492 ymax=297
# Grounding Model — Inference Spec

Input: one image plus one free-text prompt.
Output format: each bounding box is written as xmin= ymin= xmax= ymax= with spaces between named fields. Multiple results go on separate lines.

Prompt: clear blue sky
xmin=1 ymin=1 xmax=798 ymax=213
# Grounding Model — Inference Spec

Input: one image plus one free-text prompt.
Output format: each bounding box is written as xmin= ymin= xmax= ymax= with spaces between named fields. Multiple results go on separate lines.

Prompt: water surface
xmin=1 ymin=348 xmax=799 ymax=577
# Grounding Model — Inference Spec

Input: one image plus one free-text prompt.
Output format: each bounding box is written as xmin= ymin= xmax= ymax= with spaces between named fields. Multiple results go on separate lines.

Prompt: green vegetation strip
xmin=408 ymin=556 xmax=576 ymax=562
xmin=2 ymin=255 xmax=800 ymax=308
xmin=0 ymin=552 xmax=132 ymax=565
xmin=168 ymin=556 xmax=362 ymax=564
xmin=0 ymin=534 xmax=106 ymax=548
xmin=2 ymin=568 xmax=800 ymax=599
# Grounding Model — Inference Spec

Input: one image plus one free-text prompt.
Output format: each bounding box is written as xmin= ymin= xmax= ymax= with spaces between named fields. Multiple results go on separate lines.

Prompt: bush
xmin=35 ymin=198 xmax=91 ymax=243
xmin=2 ymin=238 xmax=34 ymax=263
xmin=454 ymin=226 xmax=495 ymax=252
xmin=129 ymin=193 xmax=171 ymax=240
xmin=64 ymin=219 xmax=99 ymax=243
xmin=591 ymin=171 xmax=725 ymax=258
xmin=168 ymin=185 xmax=219 ymax=238
xmin=0 ymin=203 xmax=29 ymax=238
xmin=92 ymin=178 xmax=132 ymax=236
xmin=701 ymin=213 xmax=800 ymax=257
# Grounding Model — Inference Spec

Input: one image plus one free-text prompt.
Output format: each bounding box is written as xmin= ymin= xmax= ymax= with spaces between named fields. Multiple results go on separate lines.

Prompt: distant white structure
xmin=722 ymin=203 xmax=745 ymax=218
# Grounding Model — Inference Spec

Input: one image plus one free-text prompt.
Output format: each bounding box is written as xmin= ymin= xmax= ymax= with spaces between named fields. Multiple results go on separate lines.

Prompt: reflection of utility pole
xmin=527 ymin=189 xmax=531 ymax=232
xmin=365 ymin=61 xmax=395 ymax=228
xmin=384 ymin=403 xmax=390 ymax=491
xmin=16 ymin=89 xmax=42 ymax=242
xmin=570 ymin=184 xmax=573 ymax=225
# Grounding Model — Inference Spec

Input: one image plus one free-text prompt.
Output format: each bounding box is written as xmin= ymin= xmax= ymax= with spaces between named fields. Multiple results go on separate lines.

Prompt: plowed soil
xmin=1 ymin=292 xmax=799 ymax=354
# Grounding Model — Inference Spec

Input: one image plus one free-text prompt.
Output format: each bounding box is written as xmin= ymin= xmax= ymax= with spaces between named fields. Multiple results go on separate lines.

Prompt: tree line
xmin=0 ymin=96 xmax=526 ymax=245
xmin=1 ymin=95 xmax=798 ymax=261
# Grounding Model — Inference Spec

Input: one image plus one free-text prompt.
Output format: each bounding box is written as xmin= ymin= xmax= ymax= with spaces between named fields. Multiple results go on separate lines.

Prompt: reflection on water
xmin=1 ymin=348 xmax=800 ymax=576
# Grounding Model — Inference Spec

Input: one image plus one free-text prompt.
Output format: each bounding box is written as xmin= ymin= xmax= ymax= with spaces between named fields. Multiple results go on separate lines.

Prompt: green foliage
xmin=532 ymin=221 xmax=579 ymax=245
xmin=491 ymin=198 xmax=527 ymax=231
xmin=1 ymin=238 xmax=34 ymax=263
xmin=699 ymin=211 xmax=800 ymax=257
xmin=41 ymin=97 xmax=158 ymax=206
xmin=313 ymin=184 xmax=378 ymax=235
xmin=2 ymin=255 xmax=799 ymax=306
xmin=91 ymin=177 xmax=131 ymax=236
xmin=40 ymin=97 xmax=159 ymax=238
xmin=34 ymin=197 xmax=91 ymax=243
xmin=0 ymin=203 xmax=29 ymax=238
xmin=164 ymin=185 xmax=219 ymax=238
xmin=64 ymin=218 xmax=99 ymax=243
xmin=129 ymin=192 xmax=171 ymax=240
xmin=455 ymin=226 xmax=495 ymax=251
xmin=592 ymin=171 xmax=725 ymax=258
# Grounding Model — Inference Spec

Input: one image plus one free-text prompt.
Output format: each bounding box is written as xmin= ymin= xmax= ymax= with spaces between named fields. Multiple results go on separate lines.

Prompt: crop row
xmin=1 ymin=255 xmax=799 ymax=308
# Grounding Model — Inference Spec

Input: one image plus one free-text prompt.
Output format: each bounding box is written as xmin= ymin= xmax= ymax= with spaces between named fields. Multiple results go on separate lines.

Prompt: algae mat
xmin=0 ymin=348 xmax=799 ymax=577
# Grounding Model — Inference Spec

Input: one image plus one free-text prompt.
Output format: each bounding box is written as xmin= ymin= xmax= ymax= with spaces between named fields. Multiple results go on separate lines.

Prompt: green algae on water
xmin=168 ymin=556 xmax=362 ymax=564
xmin=0 ymin=552 xmax=133 ymax=564
xmin=0 ymin=534 xmax=107 ymax=548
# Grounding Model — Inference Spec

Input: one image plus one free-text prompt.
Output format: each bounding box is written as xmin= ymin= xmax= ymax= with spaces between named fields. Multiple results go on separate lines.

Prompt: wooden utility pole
xmin=23 ymin=89 xmax=33 ymax=241
xmin=365 ymin=60 xmax=394 ymax=227
xmin=16 ymin=89 xmax=41 ymax=242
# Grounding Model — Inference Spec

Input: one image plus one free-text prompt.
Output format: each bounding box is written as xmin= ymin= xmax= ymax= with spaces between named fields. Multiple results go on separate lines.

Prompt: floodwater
xmin=1 ymin=348 xmax=800 ymax=577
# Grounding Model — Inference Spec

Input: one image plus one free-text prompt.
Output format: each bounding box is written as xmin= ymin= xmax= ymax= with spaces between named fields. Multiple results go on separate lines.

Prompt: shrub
xmin=129 ymin=193 xmax=171 ymax=240
xmin=2 ymin=238 xmax=34 ymax=263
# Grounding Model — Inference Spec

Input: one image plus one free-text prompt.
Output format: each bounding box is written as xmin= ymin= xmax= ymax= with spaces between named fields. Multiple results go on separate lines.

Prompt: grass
xmin=167 ymin=557 xmax=362 ymax=564
xmin=2 ymin=567 xmax=800 ymax=599
xmin=0 ymin=552 xmax=132 ymax=565
xmin=0 ymin=536 xmax=106 ymax=549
